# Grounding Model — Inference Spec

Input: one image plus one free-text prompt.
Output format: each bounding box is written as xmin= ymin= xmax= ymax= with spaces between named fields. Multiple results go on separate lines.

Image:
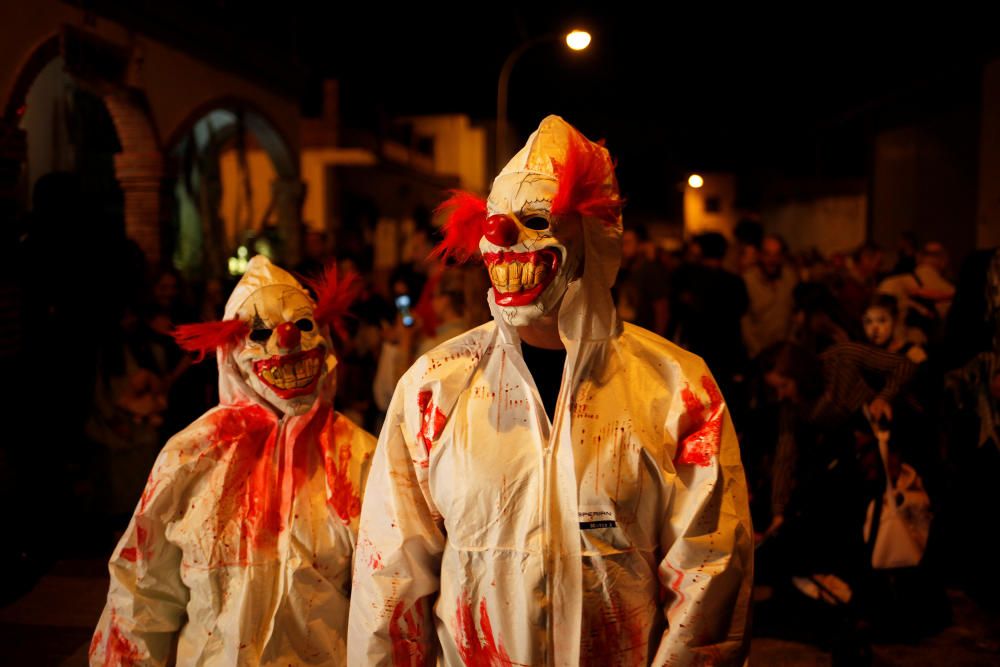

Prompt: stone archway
xmin=3 ymin=32 xmax=166 ymax=265
xmin=103 ymin=89 xmax=164 ymax=264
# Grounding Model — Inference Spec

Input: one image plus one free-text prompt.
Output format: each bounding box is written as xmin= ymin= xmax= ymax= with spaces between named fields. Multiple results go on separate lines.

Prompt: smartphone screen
xmin=395 ymin=294 xmax=415 ymax=327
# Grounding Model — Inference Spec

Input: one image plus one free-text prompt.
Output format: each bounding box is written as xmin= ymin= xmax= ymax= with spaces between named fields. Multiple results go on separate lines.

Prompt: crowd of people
xmin=617 ymin=218 xmax=1000 ymax=654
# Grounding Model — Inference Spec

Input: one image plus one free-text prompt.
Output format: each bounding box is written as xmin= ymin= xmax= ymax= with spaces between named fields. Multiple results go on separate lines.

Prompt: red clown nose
xmin=484 ymin=214 xmax=519 ymax=247
xmin=275 ymin=322 xmax=301 ymax=349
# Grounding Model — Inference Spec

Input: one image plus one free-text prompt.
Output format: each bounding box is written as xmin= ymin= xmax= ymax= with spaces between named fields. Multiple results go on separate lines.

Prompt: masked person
xmin=90 ymin=256 xmax=375 ymax=666
xmin=348 ymin=116 xmax=752 ymax=666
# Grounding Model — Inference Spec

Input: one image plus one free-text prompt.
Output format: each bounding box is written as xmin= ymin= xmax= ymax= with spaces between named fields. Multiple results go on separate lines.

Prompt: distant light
xmin=688 ymin=174 xmax=704 ymax=189
xmin=566 ymin=30 xmax=592 ymax=51
xmin=229 ymin=245 xmax=250 ymax=276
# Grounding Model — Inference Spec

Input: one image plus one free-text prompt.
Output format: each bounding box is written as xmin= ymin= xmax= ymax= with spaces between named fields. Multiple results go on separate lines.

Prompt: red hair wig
xmin=172 ymin=319 xmax=250 ymax=362
xmin=550 ymin=130 xmax=623 ymax=226
xmin=303 ymin=263 xmax=362 ymax=342
xmin=430 ymin=189 xmax=488 ymax=264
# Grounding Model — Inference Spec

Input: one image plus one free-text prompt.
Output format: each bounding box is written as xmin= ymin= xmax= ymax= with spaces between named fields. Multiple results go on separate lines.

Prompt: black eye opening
xmin=249 ymin=329 xmax=272 ymax=343
xmin=295 ymin=318 xmax=314 ymax=332
xmin=522 ymin=216 xmax=550 ymax=231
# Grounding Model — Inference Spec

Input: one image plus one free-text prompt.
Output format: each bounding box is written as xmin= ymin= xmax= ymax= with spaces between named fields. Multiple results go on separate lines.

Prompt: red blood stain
xmin=323 ymin=415 xmax=362 ymax=522
xmin=674 ymin=376 xmax=724 ymax=467
xmin=417 ymin=390 xmax=446 ymax=466
xmin=369 ymin=552 xmax=383 ymax=571
xmin=206 ymin=404 xmax=295 ymax=564
xmin=389 ymin=597 xmax=427 ymax=666
xmin=139 ymin=474 xmax=160 ymax=513
xmin=120 ymin=547 xmax=137 ymax=563
xmin=89 ymin=631 xmax=102 ymax=661
xmin=581 ymin=595 xmax=647 ymax=667
xmin=180 ymin=399 xmax=365 ymax=567
xmin=455 ymin=594 xmax=513 ymax=667
xmin=98 ymin=613 xmax=142 ymax=666
xmin=136 ymin=525 xmax=149 ymax=554
xmin=663 ymin=560 xmax=687 ymax=621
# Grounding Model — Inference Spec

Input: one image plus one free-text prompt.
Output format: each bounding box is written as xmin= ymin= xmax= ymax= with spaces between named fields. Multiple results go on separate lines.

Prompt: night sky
xmin=290 ymin=5 xmax=997 ymax=217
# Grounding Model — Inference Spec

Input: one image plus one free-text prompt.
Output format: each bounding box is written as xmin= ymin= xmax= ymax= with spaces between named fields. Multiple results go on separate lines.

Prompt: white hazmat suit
xmin=91 ymin=256 xmax=375 ymax=666
xmin=348 ymin=116 xmax=753 ymax=666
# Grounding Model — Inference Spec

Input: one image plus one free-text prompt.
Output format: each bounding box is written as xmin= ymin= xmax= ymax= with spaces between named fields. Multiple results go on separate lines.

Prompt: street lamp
xmin=496 ymin=29 xmax=591 ymax=171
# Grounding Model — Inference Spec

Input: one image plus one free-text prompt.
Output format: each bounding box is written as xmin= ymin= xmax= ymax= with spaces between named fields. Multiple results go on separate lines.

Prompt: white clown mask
xmin=434 ymin=116 xmax=622 ymax=329
xmin=233 ymin=282 xmax=330 ymax=416
xmin=482 ymin=170 xmax=585 ymax=327
xmin=171 ymin=256 xmax=350 ymax=417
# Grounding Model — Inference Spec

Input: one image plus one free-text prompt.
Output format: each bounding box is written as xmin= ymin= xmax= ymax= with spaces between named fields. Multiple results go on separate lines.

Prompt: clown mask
xmin=173 ymin=256 xmax=359 ymax=418
xmin=433 ymin=116 xmax=621 ymax=328
xmin=481 ymin=173 xmax=584 ymax=326
xmin=233 ymin=284 xmax=330 ymax=416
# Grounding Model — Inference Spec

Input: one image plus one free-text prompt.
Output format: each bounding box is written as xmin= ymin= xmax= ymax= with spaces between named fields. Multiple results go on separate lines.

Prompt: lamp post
xmin=496 ymin=30 xmax=591 ymax=171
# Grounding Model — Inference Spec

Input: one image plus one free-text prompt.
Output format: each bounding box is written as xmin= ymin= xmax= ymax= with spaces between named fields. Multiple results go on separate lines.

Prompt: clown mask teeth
xmin=252 ymin=347 xmax=325 ymax=398
xmin=484 ymin=250 xmax=559 ymax=298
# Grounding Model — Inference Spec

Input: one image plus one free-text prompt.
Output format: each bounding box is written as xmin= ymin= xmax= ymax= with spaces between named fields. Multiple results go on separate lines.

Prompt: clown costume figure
xmin=348 ymin=116 xmax=753 ymax=666
xmin=90 ymin=256 xmax=376 ymax=666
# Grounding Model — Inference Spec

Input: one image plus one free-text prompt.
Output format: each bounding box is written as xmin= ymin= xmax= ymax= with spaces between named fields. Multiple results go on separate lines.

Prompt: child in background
xmin=863 ymin=294 xmax=927 ymax=365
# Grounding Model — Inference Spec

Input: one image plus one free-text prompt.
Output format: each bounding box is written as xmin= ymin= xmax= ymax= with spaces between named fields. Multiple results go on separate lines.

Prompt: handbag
xmin=862 ymin=412 xmax=932 ymax=569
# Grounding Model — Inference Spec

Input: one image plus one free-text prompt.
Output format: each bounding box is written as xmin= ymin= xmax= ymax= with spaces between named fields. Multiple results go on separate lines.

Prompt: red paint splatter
xmin=417 ymin=390 xmax=446 ymax=466
xmin=98 ymin=613 xmax=143 ymax=666
xmin=663 ymin=560 xmax=687 ymax=621
xmin=674 ymin=375 xmax=724 ymax=467
xmin=207 ymin=404 xmax=286 ymax=563
xmin=120 ymin=547 xmax=137 ymax=563
xmin=455 ymin=594 xmax=513 ymax=667
xmin=89 ymin=631 xmax=102 ymax=661
xmin=390 ymin=598 xmax=427 ymax=666
xmin=581 ymin=594 xmax=647 ymax=667
xmin=139 ymin=474 xmax=160 ymax=513
xmin=370 ymin=552 xmax=383 ymax=571
xmin=323 ymin=415 xmax=362 ymax=522
xmin=186 ymin=400 xmax=365 ymax=567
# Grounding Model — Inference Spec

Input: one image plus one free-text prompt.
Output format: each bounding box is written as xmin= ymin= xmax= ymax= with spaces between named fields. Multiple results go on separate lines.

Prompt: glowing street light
xmin=566 ymin=30 xmax=592 ymax=51
xmin=497 ymin=29 xmax=592 ymax=170
xmin=688 ymin=174 xmax=705 ymax=189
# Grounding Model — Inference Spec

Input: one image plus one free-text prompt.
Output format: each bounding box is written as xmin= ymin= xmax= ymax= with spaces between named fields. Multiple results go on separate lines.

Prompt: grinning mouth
xmin=252 ymin=347 xmax=325 ymax=399
xmin=483 ymin=249 xmax=560 ymax=307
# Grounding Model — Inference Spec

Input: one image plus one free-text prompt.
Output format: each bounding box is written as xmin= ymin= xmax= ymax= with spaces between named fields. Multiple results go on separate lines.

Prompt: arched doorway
xmin=15 ymin=54 xmax=125 ymax=239
xmin=167 ymin=104 xmax=302 ymax=282
xmin=4 ymin=33 xmax=165 ymax=266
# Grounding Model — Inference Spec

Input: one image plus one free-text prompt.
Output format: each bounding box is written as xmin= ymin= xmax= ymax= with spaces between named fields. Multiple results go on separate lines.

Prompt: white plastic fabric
xmin=348 ymin=117 xmax=753 ymax=666
xmin=91 ymin=256 xmax=376 ymax=666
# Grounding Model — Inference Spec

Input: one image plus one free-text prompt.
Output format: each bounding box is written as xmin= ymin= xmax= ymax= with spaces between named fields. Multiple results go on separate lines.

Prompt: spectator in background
xmin=837 ymin=242 xmax=884 ymax=325
xmin=615 ymin=222 xmax=670 ymax=337
xmin=890 ymin=231 xmax=919 ymax=276
xmin=669 ymin=231 xmax=749 ymax=399
xmin=878 ymin=241 xmax=956 ymax=344
xmin=791 ymin=282 xmax=854 ymax=355
xmin=728 ymin=217 xmax=764 ymax=275
xmin=743 ymin=233 xmax=798 ymax=358
xmin=862 ymin=294 xmax=927 ymax=365
xmin=416 ymin=268 xmax=469 ymax=356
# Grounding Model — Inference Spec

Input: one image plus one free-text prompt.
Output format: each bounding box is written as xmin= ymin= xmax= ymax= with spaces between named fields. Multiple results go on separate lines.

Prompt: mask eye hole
xmin=522 ymin=216 xmax=549 ymax=231
xmin=249 ymin=329 xmax=272 ymax=343
xmin=295 ymin=318 xmax=314 ymax=332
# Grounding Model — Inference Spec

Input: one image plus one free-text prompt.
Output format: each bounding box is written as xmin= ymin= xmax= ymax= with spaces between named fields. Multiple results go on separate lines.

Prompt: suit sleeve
xmin=653 ymin=369 xmax=754 ymax=666
xmin=348 ymin=381 xmax=445 ymax=666
xmin=90 ymin=449 xmax=189 ymax=666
